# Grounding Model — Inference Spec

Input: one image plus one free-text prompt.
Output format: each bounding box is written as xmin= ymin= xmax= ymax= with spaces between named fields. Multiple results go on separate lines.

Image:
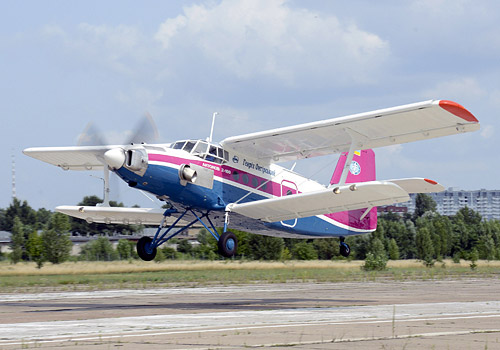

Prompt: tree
xmin=313 ymin=239 xmax=339 ymax=260
xmin=362 ymin=237 xmax=387 ymax=271
xmin=1 ymin=198 xmax=37 ymax=232
xmin=177 ymin=239 xmax=193 ymax=254
xmin=116 ymin=239 xmax=137 ymax=260
xmin=26 ymin=231 xmax=45 ymax=268
xmin=291 ymin=241 xmax=318 ymax=260
xmin=416 ymin=226 xmax=434 ymax=267
xmin=388 ymin=238 xmax=400 ymax=260
xmin=414 ymin=193 xmax=437 ymax=219
xmin=80 ymin=237 xmax=117 ymax=261
xmin=9 ymin=217 xmax=25 ymax=263
xmin=249 ymin=235 xmax=284 ymax=260
xmin=42 ymin=213 xmax=72 ymax=264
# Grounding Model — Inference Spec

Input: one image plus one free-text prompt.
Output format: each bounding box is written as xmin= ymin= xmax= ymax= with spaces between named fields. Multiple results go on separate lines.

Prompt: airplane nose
xmin=104 ymin=148 xmax=125 ymax=170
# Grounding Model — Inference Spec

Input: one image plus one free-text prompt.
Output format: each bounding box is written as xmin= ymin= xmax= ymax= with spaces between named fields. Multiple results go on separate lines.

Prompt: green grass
xmin=0 ymin=260 xmax=499 ymax=292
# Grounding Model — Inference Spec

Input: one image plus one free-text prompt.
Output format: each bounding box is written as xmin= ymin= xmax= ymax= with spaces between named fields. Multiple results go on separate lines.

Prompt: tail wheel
xmin=218 ymin=232 xmax=238 ymax=258
xmin=340 ymin=241 xmax=351 ymax=258
xmin=137 ymin=236 xmax=157 ymax=261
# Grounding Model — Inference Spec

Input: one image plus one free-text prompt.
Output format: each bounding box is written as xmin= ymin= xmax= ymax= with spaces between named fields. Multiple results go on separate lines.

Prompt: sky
xmin=1 ymin=0 xmax=499 ymax=210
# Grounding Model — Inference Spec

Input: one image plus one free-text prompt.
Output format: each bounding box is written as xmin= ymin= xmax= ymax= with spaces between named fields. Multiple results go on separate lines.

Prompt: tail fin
xmin=330 ymin=149 xmax=376 ymax=185
xmin=329 ymin=149 xmax=377 ymax=232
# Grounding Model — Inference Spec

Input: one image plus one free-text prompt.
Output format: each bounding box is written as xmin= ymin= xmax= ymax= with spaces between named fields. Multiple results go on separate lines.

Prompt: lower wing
xmin=227 ymin=178 xmax=442 ymax=223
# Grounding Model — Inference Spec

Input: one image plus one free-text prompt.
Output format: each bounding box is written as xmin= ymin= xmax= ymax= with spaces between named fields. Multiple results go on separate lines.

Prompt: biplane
xmin=24 ymin=100 xmax=479 ymax=260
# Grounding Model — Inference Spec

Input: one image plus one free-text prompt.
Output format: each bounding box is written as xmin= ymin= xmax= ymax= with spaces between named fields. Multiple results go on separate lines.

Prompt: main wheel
xmin=218 ymin=232 xmax=238 ymax=258
xmin=137 ymin=236 xmax=157 ymax=261
xmin=340 ymin=241 xmax=351 ymax=258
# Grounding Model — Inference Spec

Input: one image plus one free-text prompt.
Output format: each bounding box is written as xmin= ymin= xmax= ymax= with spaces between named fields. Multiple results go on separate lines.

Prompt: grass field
xmin=1 ymin=259 xmax=499 ymax=293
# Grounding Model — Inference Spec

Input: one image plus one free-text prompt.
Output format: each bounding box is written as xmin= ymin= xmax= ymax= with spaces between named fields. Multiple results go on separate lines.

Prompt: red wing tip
xmin=439 ymin=100 xmax=478 ymax=123
xmin=424 ymin=178 xmax=438 ymax=185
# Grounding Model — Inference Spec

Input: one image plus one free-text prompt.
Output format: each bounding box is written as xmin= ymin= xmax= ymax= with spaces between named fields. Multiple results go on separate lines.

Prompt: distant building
xmin=395 ymin=188 xmax=500 ymax=220
xmin=377 ymin=206 xmax=408 ymax=214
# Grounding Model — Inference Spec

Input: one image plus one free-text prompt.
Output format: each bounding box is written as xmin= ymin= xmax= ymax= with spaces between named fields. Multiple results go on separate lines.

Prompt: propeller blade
xmin=126 ymin=112 xmax=159 ymax=144
xmin=77 ymin=122 xmax=107 ymax=146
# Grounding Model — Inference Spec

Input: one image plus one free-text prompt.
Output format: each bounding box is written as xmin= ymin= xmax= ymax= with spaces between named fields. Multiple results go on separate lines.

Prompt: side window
xmin=193 ymin=141 xmax=208 ymax=155
xmin=183 ymin=141 xmax=196 ymax=153
xmin=173 ymin=142 xmax=185 ymax=149
xmin=242 ymin=174 xmax=249 ymax=184
xmin=217 ymin=148 xmax=224 ymax=158
xmin=260 ymin=180 xmax=268 ymax=191
xmin=232 ymin=170 xmax=240 ymax=181
xmin=252 ymin=177 xmax=259 ymax=188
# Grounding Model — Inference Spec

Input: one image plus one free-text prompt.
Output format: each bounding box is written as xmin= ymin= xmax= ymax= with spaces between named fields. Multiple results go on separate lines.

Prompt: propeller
xmin=76 ymin=113 xmax=160 ymax=205
xmin=77 ymin=112 xmax=159 ymax=146
xmin=127 ymin=112 xmax=159 ymax=145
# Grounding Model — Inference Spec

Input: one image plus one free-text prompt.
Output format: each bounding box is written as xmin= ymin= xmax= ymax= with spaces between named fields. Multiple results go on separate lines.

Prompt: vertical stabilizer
xmin=330 ymin=149 xmax=376 ymax=185
xmin=327 ymin=149 xmax=377 ymax=232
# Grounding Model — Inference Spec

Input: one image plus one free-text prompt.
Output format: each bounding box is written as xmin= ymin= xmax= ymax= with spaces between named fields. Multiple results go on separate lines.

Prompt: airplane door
xmin=281 ymin=180 xmax=298 ymax=228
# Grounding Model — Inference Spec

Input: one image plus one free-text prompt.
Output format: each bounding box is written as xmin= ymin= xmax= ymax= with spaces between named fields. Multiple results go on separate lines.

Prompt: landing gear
xmin=218 ymin=231 xmax=237 ymax=258
xmin=137 ymin=236 xmax=157 ymax=261
xmin=135 ymin=208 xmax=239 ymax=261
xmin=339 ymin=236 xmax=350 ymax=258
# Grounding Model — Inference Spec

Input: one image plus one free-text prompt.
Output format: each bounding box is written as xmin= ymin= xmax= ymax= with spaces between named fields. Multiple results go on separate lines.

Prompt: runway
xmin=1 ymin=279 xmax=500 ymax=349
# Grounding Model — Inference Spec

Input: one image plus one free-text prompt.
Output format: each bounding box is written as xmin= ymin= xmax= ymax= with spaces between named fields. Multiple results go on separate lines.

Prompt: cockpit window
xmin=172 ymin=141 xmax=185 ymax=150
xmin=183 ymin=141 xmax=196 ymax=153
xmin=170 ymin=139 xmax=229 ymax=164
xmin=193 ymin=141 xmax=208 ymax=155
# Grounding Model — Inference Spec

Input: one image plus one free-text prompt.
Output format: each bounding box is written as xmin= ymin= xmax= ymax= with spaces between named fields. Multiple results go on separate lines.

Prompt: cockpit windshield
xmin=170 ymin=139 xmax=229 ymax=164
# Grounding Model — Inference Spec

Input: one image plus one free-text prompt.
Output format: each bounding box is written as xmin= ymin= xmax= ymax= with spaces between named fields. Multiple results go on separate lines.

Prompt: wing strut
xmin=100 ymin=166 xmax=111 ymax=207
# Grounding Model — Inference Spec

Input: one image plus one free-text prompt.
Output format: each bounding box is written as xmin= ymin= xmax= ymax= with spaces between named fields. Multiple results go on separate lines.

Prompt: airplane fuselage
xmin=114 ymin=141 xmax=376 ymax=238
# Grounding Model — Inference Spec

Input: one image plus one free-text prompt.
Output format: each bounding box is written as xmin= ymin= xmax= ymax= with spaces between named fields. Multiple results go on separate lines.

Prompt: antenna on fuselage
xmin=208 ymin=112 xmax=219 ymax=143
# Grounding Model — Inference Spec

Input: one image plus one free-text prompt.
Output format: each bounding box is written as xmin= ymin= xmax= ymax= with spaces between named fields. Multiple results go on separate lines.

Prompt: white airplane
xmin=24 ymin=100 xmax=479 ymax=260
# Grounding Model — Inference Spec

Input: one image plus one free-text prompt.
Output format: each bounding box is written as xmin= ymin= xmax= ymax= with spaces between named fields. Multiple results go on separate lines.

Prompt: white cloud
xmin=154 ymin=0 xmax=390 ymax=87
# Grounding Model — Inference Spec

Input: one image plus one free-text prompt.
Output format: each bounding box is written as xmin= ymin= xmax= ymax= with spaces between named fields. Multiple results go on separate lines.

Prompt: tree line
xmin=2 ymin=194 xmax=500 ymax=269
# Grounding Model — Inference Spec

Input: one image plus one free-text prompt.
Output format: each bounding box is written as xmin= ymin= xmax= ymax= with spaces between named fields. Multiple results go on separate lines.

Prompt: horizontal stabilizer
xmin=227 ymin=181 xmax=410 ymax=223
xmin=56 ymin=206 xmax=168 ymax=225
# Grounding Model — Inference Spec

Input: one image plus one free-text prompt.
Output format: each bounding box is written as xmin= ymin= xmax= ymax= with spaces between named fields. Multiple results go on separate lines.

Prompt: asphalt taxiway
xmin=1 ymin=279 xmax=499 ymax=349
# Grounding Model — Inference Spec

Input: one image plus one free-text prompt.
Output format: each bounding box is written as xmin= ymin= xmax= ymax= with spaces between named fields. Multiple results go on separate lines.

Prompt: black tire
xmin=218 ymin=232 xmax=238 ymax=258
xmin=137 ymin=236 xmax=157 ymax=261
xmin=340 ymin=242 xmax=350 ymax=258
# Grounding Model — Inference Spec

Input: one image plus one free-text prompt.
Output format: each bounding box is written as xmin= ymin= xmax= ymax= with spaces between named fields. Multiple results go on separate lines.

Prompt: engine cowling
xmin=179 ymin=164 xmax=197 ymax=183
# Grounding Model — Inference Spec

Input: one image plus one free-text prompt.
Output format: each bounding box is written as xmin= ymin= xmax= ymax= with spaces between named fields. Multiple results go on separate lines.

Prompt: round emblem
xmin=349 ymin=161 xmax=361 ymax=175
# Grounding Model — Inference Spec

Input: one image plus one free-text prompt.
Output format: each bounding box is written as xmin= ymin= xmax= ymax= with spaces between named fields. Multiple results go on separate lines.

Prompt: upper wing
xmin=227 ymin=178 xmax=443 ymax=223
xmin=221 ymin=100 xmax=479 ymax=163
xmin=23 ymin=145 xmax=117 ymax=171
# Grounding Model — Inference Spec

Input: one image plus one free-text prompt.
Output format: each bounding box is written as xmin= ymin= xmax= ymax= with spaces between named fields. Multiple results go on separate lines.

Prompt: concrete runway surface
xmin=1 ymin=279 xmax=500 ymax=349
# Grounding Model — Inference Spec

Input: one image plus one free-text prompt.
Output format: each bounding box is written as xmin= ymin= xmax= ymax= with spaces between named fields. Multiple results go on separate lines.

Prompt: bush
xmin=362 ymin=252 xmax=387 ymax=271
xmin=292 ymin=241 xmax=318 ymax=260
xmin=362 ymin=238 xmax=387 ymax=271
xmin=80 ymin=237 xmax=118 ymax=261
xmin=117 ymin=239 xmax=137 ymax=260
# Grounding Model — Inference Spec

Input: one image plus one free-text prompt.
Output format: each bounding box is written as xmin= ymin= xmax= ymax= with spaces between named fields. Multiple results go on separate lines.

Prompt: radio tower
xmin=11 ymin=150 xmax=16 ymax=200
